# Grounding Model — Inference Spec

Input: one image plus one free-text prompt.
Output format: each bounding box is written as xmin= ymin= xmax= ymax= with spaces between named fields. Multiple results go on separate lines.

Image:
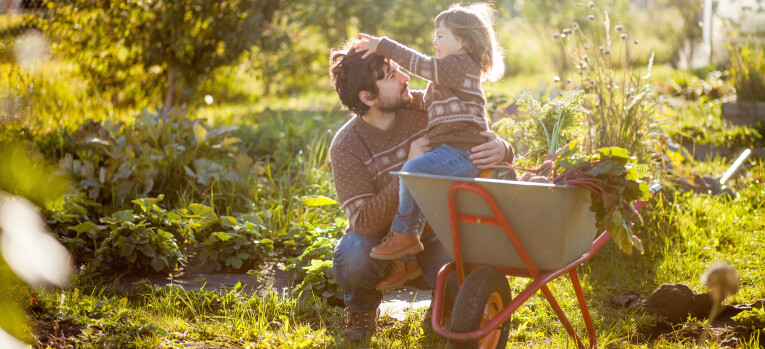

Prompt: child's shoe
xmin=369 ymin=232 xmax=424 ymax=260
xmin=375 ymin=260 xmax=423 ymax=290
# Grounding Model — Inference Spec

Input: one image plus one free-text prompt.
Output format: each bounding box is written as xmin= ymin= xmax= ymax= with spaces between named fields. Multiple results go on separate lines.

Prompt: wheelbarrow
xmin=394 ymin=172 xmax=662 ymax=349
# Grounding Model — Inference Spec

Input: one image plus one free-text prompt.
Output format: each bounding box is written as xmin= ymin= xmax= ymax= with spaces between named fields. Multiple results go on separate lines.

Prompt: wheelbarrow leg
xmin=569 ymin=269 xmax=597 ymax=349
xmin=541 ymin=285 xmax=586 ymax=349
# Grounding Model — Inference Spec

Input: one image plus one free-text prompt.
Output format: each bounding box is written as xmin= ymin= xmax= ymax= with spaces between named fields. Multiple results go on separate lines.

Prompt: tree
xmin=37 ymin=0 xmax=281 ymax=108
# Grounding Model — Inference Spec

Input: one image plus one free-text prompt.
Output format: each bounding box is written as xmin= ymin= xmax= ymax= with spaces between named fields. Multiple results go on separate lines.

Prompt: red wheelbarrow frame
xmin=430 ymin=181 xmax=662 ymax=348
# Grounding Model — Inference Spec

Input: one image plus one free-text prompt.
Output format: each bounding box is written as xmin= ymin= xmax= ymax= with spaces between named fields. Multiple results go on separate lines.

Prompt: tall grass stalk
xmin=558 ymin=9 xmax=657 ymax=157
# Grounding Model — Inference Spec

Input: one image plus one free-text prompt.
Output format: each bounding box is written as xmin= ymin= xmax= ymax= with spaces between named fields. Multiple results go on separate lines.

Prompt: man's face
xmin=373 ymin=62 xmax=411 ymax=112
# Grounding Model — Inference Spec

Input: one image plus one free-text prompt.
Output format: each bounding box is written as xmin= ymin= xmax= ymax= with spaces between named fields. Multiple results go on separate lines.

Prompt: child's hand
xmin=356 ymin=33 xmax=382 ymax=59
xmin=408 ymin=137 xmax=432 ymax=160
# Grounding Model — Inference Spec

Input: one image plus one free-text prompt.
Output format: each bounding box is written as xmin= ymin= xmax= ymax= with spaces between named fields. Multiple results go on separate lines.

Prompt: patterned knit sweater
xmin=329 ymin=107 xmax=513 ymax=237
xmin=377 ymin=37 xmax=489 ymax=152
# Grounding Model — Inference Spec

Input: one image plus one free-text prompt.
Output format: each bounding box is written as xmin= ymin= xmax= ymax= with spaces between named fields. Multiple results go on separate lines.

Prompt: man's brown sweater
xmin=329 ymin=107 xmax=513 ymax=237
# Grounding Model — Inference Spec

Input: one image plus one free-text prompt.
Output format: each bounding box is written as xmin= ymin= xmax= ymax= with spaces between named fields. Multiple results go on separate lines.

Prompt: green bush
xmin=557 ymin=9 xmax=658 ymax=157
xmin=59 ymin=108 xmax=258 ymax=210
xmin=493 ymin=90 xmax=586 ymax=164
xmin=197 ymin=214 xmax=274 ymax=272
xmin=286 ymin=237 xmax=343 ymax=305
xmin=729 ymin=40 xmax=765 ymax=102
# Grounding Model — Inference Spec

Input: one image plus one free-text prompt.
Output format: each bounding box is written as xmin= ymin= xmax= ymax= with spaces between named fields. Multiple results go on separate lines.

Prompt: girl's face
xmin=433 ymin=23 xmax=463 ymax=59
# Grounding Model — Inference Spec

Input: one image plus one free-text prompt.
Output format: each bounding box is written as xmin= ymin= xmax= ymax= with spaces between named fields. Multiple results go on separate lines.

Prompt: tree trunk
xmin=164 ymin=66 xmax=175 ymax=114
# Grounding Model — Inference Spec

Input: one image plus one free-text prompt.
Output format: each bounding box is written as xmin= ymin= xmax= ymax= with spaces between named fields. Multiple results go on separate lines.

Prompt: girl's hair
xmin=435 ymin=2 xmax=505 ymax=82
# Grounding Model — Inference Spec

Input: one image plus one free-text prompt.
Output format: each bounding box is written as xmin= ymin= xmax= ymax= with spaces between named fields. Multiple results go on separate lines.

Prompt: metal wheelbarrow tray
xmin=394 ymin=171 xmax=661 ymax=349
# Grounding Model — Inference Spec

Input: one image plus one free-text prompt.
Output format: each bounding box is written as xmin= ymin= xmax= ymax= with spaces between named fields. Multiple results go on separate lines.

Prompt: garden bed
xmin=682 ymin=142 xmax=765 ymax=161
xmin=722 ymin=101 xmax=765 ymax=125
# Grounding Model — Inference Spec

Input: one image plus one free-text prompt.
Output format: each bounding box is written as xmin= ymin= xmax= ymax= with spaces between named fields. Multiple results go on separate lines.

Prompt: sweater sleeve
xmin=329 ymin=143 xmax=399 ymax=237
xmin=377 ymin=37 xmax=480 ymax=92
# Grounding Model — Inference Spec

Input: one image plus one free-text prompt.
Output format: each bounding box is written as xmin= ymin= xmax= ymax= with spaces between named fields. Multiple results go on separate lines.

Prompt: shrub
xmin=493 ymin=90 xmax=586 ymax=165
xmin=729 ymin=40 xmax=765 ymax=102
xmin=286 ymin=237 xmax=343 ymax=305
xmin=557 ymin=7 xmax=658 ymax=158
xmin=197 ymin=214 xmax=274 ymax=272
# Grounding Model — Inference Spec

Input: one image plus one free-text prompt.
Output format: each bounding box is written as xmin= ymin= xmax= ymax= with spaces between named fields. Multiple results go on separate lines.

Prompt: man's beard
xmin=377 ymin=87 xmax=410 ymax=113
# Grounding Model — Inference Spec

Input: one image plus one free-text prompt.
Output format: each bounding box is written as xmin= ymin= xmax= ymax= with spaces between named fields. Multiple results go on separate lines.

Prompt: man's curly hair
xmin=329 ymin=40 xmax=389 ymax=116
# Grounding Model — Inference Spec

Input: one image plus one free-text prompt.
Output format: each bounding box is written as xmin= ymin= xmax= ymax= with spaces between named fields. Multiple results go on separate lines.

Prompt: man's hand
xmin=408 ymin=136 xmax=432 ymax=160
xmin=469 ymin=131 xmax=508 ymax=169
xmin=356 ymin=33 xmax=382 ymax=59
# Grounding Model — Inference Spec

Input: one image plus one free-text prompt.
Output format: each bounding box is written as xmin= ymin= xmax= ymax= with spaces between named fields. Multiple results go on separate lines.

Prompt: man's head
xmin=329 ymin=40 xmax=411 ymax=116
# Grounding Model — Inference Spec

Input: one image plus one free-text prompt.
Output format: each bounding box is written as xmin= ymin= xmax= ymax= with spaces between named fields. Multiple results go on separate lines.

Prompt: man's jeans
xmin=391 ymin=145 xmax=479 ymax=237
xmin=334 ymin=230 xmax=456 ymax=312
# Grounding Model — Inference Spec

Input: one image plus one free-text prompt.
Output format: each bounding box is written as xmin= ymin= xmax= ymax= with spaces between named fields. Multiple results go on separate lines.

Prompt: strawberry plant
xmin=286 ymin=237 xmax=343 ymax=305
xmin=197 ymin=214 xmax=274 ymax=272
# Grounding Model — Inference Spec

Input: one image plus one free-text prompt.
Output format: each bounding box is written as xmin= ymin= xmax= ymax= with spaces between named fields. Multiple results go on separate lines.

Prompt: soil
xmin=611 ymin=284 xmax=765 ymax=347
xmin=115 ymin=259 xmax=293 ymax=296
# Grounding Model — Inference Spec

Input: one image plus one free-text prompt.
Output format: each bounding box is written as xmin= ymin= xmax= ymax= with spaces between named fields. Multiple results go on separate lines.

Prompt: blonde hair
xmin=435 ymin=2 xmax=505 ymax=82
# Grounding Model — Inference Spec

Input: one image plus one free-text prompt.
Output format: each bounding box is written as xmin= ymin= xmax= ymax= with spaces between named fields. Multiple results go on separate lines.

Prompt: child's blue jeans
xmin=390 ymin=144 xmax=479 ymax=239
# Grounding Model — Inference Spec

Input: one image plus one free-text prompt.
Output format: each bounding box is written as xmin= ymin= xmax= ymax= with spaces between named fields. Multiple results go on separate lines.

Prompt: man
xmin=328 ymin=40 xmax=513 ymax=341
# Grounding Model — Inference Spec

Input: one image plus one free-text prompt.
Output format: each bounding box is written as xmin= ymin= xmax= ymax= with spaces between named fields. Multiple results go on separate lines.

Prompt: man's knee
xmin=334 ymin=232 xmax=387 ymax=286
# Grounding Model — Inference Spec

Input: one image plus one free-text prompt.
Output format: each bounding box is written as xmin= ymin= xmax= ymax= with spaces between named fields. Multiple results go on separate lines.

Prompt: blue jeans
xmin=333 ymin=230 xmax=457 ymax=312
xmin=391 ymin=145 xmax=479 ymax=237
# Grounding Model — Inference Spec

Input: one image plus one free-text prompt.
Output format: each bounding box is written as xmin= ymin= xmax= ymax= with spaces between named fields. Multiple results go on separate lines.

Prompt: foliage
xmin=58 ymin=108 xmax=258 ymax=210
xmin=553 ymin=143 xmax=652 ymax=254
xmin=197 ymin=214 xmax=274 ymax=272
xmin=89 ymin=199 xmax=186 ymax=273
xmin=36 ymin=0 xmax=282 ymax=107
xmin=558 ymin=8 xmax=658 ymax=158
xmin=733 ymin=305 xmax=765 ymax=330
xmin=658 ymin=70 xmax=733 ymax=101
xmin=493 ymin=90 xmax=586 ymax=164
xmin=729 ymin=40 xmax=765 ymax=102
xmin=286 ymin=237 xmax=343 ymax=305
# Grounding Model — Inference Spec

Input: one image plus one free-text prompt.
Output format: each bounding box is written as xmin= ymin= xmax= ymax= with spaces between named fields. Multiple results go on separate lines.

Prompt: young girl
xmin=356 ymin=3 xmax=505 ymax=268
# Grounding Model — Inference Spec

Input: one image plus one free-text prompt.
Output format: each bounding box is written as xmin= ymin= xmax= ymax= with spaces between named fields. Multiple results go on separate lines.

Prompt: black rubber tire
xmin=446 ymin=266 xmax=512 ymax=349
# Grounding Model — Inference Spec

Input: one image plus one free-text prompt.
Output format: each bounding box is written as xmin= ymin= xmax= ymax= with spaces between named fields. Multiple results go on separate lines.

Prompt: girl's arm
xmin=357 ymin=34 xmax=480 ymax=92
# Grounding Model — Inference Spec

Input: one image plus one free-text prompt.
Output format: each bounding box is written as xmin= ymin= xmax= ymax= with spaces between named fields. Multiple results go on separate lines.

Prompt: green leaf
xmin=120 ymin=243 xmax=135 ymax=257
xmin=226 ymin=257 xmax=243 ymax=269
xmin=69 ymin=222 xmax=106 ymax=235
xmin=300 ymin=196 xmax=337 ymax=207
xmin=188 ymin=203 xmax=218 ymax=222
xmin=220 ymin=216 xmax=239 ymax=229
xmin=150 ymin=257 xmax=167 ymax=272
xmin=193 ymin=123 xmax=208 ymax=145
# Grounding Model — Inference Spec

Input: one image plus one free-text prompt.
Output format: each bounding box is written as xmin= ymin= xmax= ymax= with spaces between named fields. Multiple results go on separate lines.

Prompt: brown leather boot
xmin=375 ymin=260 xmax=424 ymax=291
xmin=345 ymin=309 xmax=378 ymax=342
xmin=369 ymin=232 xmax=424 ymax=260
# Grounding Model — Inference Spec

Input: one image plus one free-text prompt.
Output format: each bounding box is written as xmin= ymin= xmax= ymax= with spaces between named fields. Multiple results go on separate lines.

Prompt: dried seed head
xmin=604 ymin=49 xmax=610 ymax=55
xmin=599 ymin=46 xmax=605 ymax=52
xmin=588 ymin=14 xmax=595 ymax=21
xmin=589 ymin=2 xmax=596 ymax=8
xmin=634 ymin=39 xmax=640 ymax=45
xmin=563 ymin=28 xmax=572 ymax=35
xmin=566 ymin=78 xmax=572 ymax=84
xmin=572 ymin=22 xmax=579 ymax=30
xmin=554 ymin=76 xmax=561 ymax=83
xmin=584 ymin=43 xmax=590 ymax=49
xmin=701 ymin=260 xmax=740 ymax=301
xmin=620 ymin=33 xmax=627 ymax=40
xmin=553 ymin=33 xmax=560 ymax=39
xmin=615 ymin=25 xmax=624 ymax=31
xmin=561 ymin=33 xmax=567 ymax=38
xmin=582 ymin=55 xmax=589 ymax=62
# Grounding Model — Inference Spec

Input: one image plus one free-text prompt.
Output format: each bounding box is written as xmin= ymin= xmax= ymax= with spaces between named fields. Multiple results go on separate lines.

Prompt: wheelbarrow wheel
xmin=447 ymin=266 xmax=512 ymax=349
